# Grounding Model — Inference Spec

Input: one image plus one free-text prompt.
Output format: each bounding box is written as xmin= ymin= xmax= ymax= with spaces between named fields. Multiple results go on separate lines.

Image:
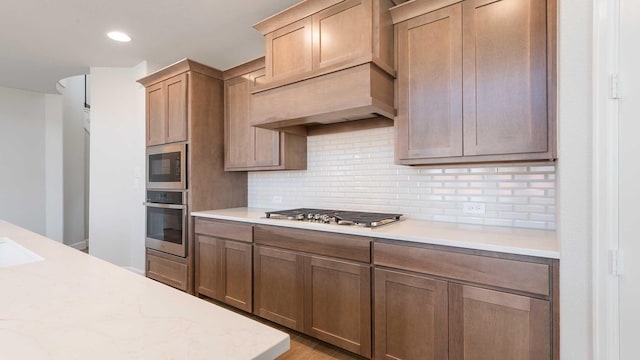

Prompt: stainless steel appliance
xmin=265 ymin=208 xmax=402 ymax=228
xmin=144 ymin=190 xmax=187 ymax=257
xmin=146 ymin=144 xmax=187 ymax=190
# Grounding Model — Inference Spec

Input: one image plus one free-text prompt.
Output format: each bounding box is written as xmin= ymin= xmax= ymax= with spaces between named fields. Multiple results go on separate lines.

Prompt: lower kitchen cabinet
xmin=374 ymin=268 xmax=448 ymax=360
xmin=373 ymin=240 xmax=558 ymax=360
xmin=305 ymin=256 xmax=371 ymax=358
xmin=222 ymin=241 xmax=252 ymax=311
xmin=449 ymin=284 xmax=550 ymax=359
xmin=192 ymin=218 xmax=558 ymax=360
xmin=196 ymin=235 xmax=223 ymax=299
xmin=253 ymin=245 xmax=304 ymax=331
xmin=194 ymin=218 xmax=253 ymax=312
xmin=253 ymin=225 xmax=373 ymax=358
xmin=146 ymin=248 xmax=189 ymax=292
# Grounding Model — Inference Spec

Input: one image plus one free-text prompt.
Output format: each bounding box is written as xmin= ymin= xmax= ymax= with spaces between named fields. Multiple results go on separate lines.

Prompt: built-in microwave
xmin=146 ymin=144 xmax=186 ymax=190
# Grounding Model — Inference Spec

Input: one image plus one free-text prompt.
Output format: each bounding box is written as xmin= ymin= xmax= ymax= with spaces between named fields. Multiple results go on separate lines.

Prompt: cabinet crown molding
xmin=253 ymin=0 xmax=344 ymax=34
xmin=389 ymin=0 xmax=461 ymax=24
xmin=137 ymin=58 xmax=223 ymax=87
xmin=222 ymin=57 xmax=266 ymax=80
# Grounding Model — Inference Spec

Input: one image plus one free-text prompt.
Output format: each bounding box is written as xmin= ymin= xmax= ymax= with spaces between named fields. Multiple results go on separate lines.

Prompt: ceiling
xmin=1 ymin=0 xmax=300 ymax=93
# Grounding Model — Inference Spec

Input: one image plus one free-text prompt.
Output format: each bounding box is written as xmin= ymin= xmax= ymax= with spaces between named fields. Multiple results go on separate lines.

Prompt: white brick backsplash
xmin=457 ymin=189 xmax=483 ymax=195
xmin=469 ymin=168 xmax=497 ymax=174
xmin=248 ymin=127 xmax=556 ymax=230
xmin=444 ymin=168 xmax=470 ymax=174
xmin=514 ymin=174 xmax=546 ymax=180
xmin=483 ymin=189 xmax=513 ymax=196
xmin=530 ymin=165 xmax=556 ymax=173
xmin=484 ymin=218 xmax=515 ymax=227
xmin=498 ymin=166 xmax=529 ymax=173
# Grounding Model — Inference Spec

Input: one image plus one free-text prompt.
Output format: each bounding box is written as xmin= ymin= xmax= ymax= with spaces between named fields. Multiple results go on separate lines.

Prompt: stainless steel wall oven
xmin=144 ymin=190 xmax=187 ymax=257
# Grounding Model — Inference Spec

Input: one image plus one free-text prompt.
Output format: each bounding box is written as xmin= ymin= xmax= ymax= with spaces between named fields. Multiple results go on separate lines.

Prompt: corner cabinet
xmin=253 ymin=225 xmax=372 ymax=359
xmin=223 ymin=58 xmax=307 ymax=171
xmin=391 ymin=0 xmax=556 ymax=165
xmin=373 ymin=240 xmax=558 ymax=360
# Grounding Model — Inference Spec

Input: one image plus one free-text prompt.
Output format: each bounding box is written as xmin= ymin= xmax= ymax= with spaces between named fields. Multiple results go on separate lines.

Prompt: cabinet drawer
xmin=374 ymin=242 xmax=550 ymax=296
xmin=146 ymin=252 xmax=188 ymax=291
xmin=254 ymin=225 xmax=371 ymax=263
xmin=194 ymin=218 xmax=253 ymax=243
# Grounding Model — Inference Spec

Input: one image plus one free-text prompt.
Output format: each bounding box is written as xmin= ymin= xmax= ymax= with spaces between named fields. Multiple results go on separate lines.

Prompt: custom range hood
xmin=249 ymin=0 xmax=397 ymax=133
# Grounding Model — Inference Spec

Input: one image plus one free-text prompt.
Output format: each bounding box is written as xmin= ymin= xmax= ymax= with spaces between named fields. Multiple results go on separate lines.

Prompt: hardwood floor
xmin=278 ymin=331 xmax=363 ymax=360
xmin=199 ymin=296 xmax=364 ymax=360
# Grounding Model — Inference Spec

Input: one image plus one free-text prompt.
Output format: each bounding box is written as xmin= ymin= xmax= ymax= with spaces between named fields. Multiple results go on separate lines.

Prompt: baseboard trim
xmin=123 ymin=266 xmax=145 ymax=276
xmin=68 ymin=240 xmax=88 ymax=251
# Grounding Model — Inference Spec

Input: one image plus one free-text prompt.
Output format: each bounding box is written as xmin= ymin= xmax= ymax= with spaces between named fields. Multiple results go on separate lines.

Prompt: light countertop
xmin=0 ymin=220 xmax=289 ymax=360
xmin=192 ymin=208 xmax=559 ymax=259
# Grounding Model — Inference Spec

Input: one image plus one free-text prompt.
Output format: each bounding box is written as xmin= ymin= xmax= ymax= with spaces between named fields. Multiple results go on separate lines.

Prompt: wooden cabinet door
xmin=374 ymin=268 xmax=448 ymax=360
xmin=312 ymin=0 xmax=371 ymax=71
xmin=304 ymin=256 xmax=372 ymax=358
xmin=449 ymin=284 xmax=551 ymax=359
xmin=222 ymin=240 xmax=253 ymax=312
xmin=195 ymin=234 xmax=223 ymax=301
xmin=462 ymin=0 xmax=548 ymax=156
xmin=146 ymin=251 xmax=188 ymax=292
xmin=253 ymin=129 xmax=281 ymax=167
xmin=396 ymin=3 xmax=463 ymax=161
xmin=253 ymin=246 xmax=304 ymax=331
xmin=165 ymin=73 xmax=188 ymax=144
xmin=225 ymin=69 xmax=280 ymax=170
xmin=251 ymin=70 xmax=281 ymax=167
xmin=225 ymin=76 xmax=253 ymax=169
xmin=265 ymin=17 xmax=313 ymax=82
xmin=146 ymin=82 xmax=165 ymax=146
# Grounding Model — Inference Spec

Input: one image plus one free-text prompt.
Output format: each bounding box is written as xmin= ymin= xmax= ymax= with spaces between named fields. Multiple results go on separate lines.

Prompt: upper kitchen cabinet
xmin=250 ymin=0 xmax=397 ymax=132
xmin=392 ymin=0 xmax=557 ymax=165
xmin=139 ymin=59 xmax=223 ymax=146
xmin=143 ymin=73 xmax=187 ymax=146
xmin=260 ymin=0 xmax=395 ymax=81
xmin=223 ymin=58 xmax=307 ymax=171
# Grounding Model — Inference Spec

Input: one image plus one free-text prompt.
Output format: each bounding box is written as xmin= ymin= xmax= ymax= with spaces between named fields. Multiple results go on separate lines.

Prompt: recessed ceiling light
xmin=107 ymin=31 xmax=131 ymax=42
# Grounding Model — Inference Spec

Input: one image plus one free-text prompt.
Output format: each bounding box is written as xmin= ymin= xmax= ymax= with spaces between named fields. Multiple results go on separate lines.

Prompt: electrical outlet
xmin=272 ymin=195 xmax=283 ymax=204
xmin=463 ymin=202 xmax=486 ymax=215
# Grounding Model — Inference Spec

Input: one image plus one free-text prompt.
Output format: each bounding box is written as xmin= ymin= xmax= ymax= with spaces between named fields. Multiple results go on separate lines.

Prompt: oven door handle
xmin=143 ymin=202 xmax=186 ymax=210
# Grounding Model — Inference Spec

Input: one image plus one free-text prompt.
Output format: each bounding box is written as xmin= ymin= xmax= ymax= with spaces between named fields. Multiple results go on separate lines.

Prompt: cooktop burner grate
xmin=265 ymin=208 xmax=402 ymax=228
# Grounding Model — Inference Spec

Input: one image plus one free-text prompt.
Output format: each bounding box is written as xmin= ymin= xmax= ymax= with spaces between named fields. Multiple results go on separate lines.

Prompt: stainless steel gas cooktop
xmin=265 ymin=208 xmax=402 ymax=228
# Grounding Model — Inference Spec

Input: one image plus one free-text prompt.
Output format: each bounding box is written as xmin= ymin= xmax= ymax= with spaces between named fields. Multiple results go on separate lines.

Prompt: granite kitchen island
xmin=0 ymin=220 xmax=289 ymax=360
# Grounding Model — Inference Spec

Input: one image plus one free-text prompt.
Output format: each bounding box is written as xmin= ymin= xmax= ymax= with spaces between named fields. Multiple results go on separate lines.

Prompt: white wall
xmin=250 ymin=127 xmax=556 ymax=230
xmin=557 ymin=0 xmax=594 ymax=358
xmin=0 ymin=86 xmax=47 ymax=234
xmin=89 ymin=63 xmax=147 ymax=271
xmin=45 ymin=93 xmax=64 ymax=242
xmin=59 ymin=76 xmax=87 ymax=246
xmin=618 ymin=0 xmax=640 ymax=357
